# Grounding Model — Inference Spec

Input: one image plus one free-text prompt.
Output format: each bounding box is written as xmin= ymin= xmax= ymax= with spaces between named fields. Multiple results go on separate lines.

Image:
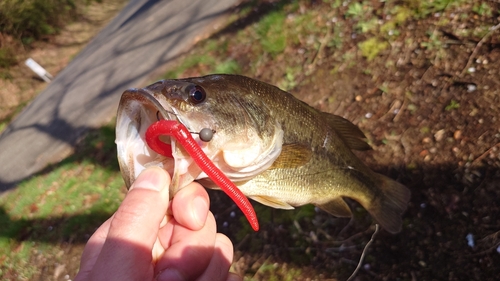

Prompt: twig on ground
xmin=460 ymin=22 xmax=500 ymax=77
xmin=346 ymin=224 xmax=380 ymax=281
xmin=329 ymin=225 xmax=377 ymax=246
xmin=471 ymin=142 xmax=500 ymax=166
xmin=309 ymin=25 xmax=332 ymax=70
xmin=470 ymin=230 xmax=500 ymax=257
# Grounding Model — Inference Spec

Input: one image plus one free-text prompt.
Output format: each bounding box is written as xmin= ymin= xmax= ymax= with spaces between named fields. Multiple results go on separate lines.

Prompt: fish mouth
xmin=116 ymin=87 xmax=182 ymax=189
xmin=116 ymin=80 xmax=284 ymax=194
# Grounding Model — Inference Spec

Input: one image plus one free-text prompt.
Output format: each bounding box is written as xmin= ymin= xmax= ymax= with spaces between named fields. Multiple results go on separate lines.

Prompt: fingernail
xmin=157 ymin=268 xmax=184 ymax=281
xmin=191 ymin=196 xmax=209 ymax=228
xmin=130 ymin=167 xmax=166 ymax=192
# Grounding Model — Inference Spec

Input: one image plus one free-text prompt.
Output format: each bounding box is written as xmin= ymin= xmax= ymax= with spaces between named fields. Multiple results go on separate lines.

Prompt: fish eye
xmin=188 ymin=85 xmax=206 ymax=104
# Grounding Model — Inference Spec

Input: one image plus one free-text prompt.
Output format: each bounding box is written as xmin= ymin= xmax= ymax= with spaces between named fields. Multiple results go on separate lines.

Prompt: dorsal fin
xmin=321 ymin=113 xmax=372 ymax=151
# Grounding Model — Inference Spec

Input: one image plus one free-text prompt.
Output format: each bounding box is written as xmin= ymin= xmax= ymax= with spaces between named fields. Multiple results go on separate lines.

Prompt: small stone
xmin=355 ymin=95 xmax=362 ymax=102
xmin=466 ymin=233 xmax=475 ymax=248
xmin=467 ymin=84 xmax=477 ymax=92
xmin=434 ymin=129 xmax=445 ymax=142
xmin=422 ymin=137 xmax=431 ymax=144
xmin=470 ymin=108 xmax=479 ymax=116
xmin=453 ymin=130 xmax=462 ymax=140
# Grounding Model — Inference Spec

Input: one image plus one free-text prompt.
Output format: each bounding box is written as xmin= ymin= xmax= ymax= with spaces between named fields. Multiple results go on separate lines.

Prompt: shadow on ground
xmin=1 ymin=121 xmax=498 ymax=279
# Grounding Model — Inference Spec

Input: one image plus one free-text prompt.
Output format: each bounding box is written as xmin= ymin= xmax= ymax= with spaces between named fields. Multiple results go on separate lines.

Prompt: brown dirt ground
xmin=202 ymin=1 xmax=500 ymax=280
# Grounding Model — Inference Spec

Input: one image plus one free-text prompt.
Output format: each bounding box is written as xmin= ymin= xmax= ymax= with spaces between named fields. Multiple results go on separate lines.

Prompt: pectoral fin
xmin=316 ymin=197 xmax=352 ymax=217
xmin=268 ymin=143 xmax=311 ymax=169
xmin=250 ymin=195 xmax=295 ymax=210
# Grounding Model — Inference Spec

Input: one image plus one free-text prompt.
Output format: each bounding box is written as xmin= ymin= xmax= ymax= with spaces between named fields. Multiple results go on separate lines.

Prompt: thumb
xmin=88 ymin=167 xmax=170 ymax=280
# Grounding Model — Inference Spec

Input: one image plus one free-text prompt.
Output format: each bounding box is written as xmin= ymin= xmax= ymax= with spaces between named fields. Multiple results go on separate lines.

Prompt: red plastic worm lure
xmin=145 ymin=120 xmax=259 ymax=231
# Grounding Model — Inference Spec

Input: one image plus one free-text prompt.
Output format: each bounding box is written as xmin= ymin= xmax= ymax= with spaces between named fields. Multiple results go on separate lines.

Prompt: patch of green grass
xmin=0 ymin=124 xmax=124 ymax=279
xmin=346 ymin=1 xmax=379 ymax=33
xmin=0 ymin=0 xmax=102 ymax=40
xmin=255 ymin=11 xmax=287 ymax=56
xmin=0 ymin=122 xmax=7 ymax=133
xmin=472 ymin=3 xmax=492 ymax=17
xmin=163 ymin=54 xmax=216 ymax=78
xmin=162 ymin=33 xmax=246 ymax=78
xmin=358 ymin=37 xmax=389 ymax=61
xmin=356 ymin=17 xmax=379 ymax=33
xmin=245 ymin=260 xmax=302 ymax=281
xmin=324 ymin=0 xmax=342 ymax=9
xmin=214 ymin=59 xmax=241 ymax=74
xmin=345 ymin=2 xmax=366 ymax=19
xmin=380 ymin=6 xmax=412 ymax=36
xmin=445 ymin=99 xmax=460 ymax=111
xmin=408 ymin=0 xmax=466 ymax=19
xmin=421 ymin=30 xmax=444 ymax=51
xmin=278 ymin=67 xmax=299 ymax=91
xmin=420 ymin=126 xmax=431 ymax=134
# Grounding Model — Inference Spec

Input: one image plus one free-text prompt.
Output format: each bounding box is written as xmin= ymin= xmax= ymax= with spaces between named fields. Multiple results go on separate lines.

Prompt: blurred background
xmin=1 ymin=0 xmax=499 ymax=280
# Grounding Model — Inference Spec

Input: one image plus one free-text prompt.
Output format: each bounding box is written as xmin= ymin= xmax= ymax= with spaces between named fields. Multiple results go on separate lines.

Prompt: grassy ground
xmin=2 ymin=0 xmax=500 ymax=280
xmin=0 ymin=124 xmax=124 ymax=280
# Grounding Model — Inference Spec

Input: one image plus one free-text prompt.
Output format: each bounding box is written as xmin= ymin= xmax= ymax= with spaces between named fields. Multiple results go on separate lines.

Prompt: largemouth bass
xmin=116 ymin=74 xmax=410 ymax=233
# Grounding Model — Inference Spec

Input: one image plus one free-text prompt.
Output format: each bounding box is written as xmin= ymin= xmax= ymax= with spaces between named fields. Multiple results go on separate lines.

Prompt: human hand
xmin=75 ymin=166 xmax=241 ymax=281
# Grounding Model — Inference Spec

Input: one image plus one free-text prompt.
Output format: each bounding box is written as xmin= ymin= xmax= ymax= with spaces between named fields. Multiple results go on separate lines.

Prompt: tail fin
xmin=368 ymin=174 xmax=410 ymax=233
